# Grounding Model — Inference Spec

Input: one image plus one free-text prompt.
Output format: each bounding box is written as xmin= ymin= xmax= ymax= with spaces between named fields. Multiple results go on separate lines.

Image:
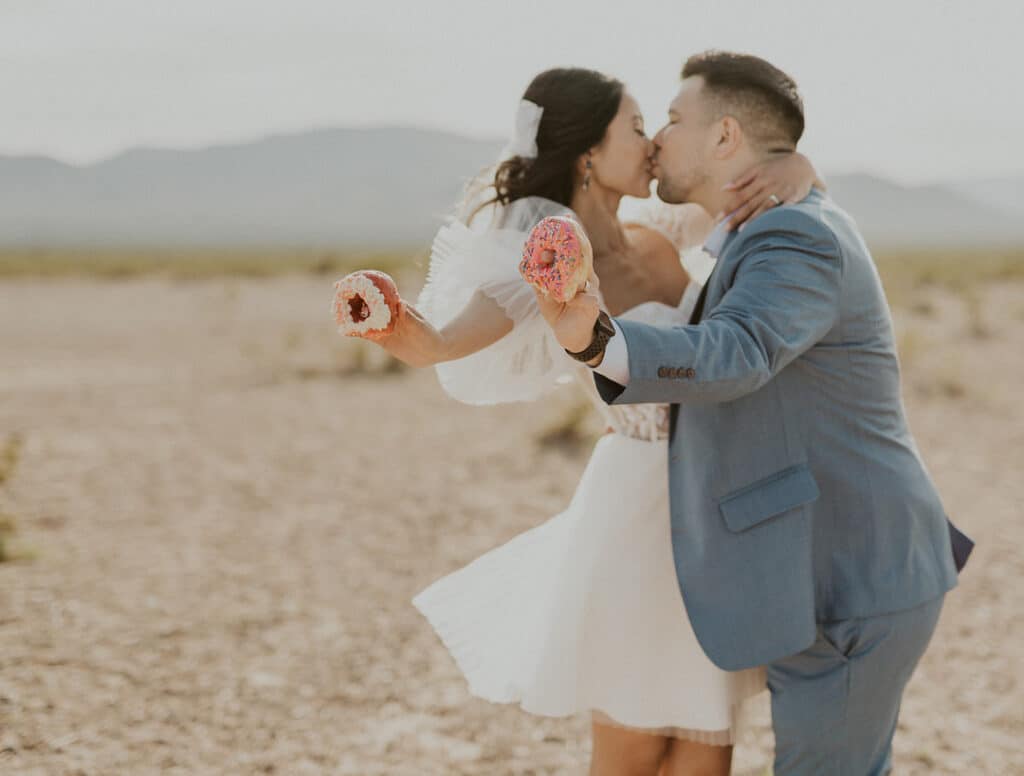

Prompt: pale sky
xmin=3 ymin=0 xmax=1022 ymax=184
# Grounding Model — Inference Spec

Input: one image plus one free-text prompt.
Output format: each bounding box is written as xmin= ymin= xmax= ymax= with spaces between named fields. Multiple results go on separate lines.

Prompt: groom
xmin=535 ymin=51 xmax=971 ymax=774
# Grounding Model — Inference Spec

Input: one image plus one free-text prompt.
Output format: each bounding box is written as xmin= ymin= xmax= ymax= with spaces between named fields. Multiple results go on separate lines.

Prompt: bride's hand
xmin=355 ymin=297 xmax=431 ymax=366
xmin=720 ymin=152 xmax=824 ymax=231
xmin=363 ymin=299 xmax=412 ymax=344
xmin=364 ymin=300 xmax=438 ymax=367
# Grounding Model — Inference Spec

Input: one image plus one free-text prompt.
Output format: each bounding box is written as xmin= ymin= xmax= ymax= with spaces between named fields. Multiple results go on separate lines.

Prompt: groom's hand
xmin=531 ymin=258 xmax=602 ymax=353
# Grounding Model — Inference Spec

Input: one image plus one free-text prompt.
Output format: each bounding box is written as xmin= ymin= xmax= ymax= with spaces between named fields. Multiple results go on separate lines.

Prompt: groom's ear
xmin=712 ymin=116 xmax=744 ymax=160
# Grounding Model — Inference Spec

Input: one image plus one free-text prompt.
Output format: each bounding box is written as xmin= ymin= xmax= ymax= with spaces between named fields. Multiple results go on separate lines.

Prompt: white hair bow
xmin=501 ymin=99 xmax=544 ymax=160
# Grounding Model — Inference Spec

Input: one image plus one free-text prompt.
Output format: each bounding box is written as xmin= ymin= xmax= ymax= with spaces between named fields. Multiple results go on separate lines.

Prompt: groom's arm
xmin=592 ymin=209 xmax=843 ymax=406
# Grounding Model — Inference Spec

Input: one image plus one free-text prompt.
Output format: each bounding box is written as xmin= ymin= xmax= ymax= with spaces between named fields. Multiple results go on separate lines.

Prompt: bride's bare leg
xmin=589 ymin=718 xmax=671 ymax=776
xmin=660 ymin=739 xmax=732 ymax=776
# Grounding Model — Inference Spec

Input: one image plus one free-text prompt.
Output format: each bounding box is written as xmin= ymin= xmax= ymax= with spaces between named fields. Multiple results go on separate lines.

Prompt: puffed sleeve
xmin=415 ymin=197 xmax=581 ymax=405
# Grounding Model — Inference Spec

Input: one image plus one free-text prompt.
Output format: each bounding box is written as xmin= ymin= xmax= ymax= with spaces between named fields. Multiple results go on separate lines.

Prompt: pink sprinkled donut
xmin=332 ymin=270 xmax=402 ymax=340
xmin=519 ymin=216 xmax=593 ymax=303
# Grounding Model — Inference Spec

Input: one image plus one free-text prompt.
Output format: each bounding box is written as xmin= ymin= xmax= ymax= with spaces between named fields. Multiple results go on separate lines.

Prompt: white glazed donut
xmin=332 ymin=270 xmax=402 ymax=340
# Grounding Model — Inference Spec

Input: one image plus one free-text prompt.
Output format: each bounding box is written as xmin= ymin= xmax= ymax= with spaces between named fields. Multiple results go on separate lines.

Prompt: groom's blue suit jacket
xmin=595 ymin=188 xmax=967 ymax=671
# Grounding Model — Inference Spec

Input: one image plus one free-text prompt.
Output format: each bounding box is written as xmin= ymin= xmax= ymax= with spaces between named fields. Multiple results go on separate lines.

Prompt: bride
xmin=356 ymin=67 xmax=823 ymax=776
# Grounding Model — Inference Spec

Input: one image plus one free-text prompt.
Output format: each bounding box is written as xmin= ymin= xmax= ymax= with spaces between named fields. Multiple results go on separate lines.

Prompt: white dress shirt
xmin=590 ymin=218 xmax=730 ymax=386
xmin=592 ymin=320 xmax=631 ymax=384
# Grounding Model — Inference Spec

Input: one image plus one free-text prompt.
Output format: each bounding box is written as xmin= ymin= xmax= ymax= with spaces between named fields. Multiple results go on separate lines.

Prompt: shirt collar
xmin=702 ymin=216 xmax=731 ymax=259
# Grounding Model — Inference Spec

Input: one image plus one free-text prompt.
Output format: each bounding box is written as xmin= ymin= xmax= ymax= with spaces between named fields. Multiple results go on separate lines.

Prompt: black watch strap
xmin=565 ymin=311 xmax=615 ymax=363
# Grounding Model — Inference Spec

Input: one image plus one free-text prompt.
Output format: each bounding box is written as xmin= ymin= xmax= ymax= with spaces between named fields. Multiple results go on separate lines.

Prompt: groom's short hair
xmin=682 ymin=51 xmax=804 ymax=148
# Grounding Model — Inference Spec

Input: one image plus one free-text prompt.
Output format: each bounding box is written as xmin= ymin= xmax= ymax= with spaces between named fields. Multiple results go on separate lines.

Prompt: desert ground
xmin=0 ymin=255 xmax=1021 ymax=775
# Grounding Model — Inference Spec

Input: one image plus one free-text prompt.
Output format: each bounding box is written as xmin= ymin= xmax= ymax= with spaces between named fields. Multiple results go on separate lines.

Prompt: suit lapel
xmin=669 ymin=231 xmax=739 ymax=441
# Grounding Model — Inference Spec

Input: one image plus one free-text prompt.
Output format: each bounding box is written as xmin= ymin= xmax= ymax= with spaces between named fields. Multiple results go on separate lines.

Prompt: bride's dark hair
xmin=476 ymin=68 xmax=624 ymax=216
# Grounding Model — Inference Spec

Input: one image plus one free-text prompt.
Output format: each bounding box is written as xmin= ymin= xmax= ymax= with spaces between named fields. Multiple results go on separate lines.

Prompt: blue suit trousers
xmin=768 ymin=594 xmax=945 ymax=775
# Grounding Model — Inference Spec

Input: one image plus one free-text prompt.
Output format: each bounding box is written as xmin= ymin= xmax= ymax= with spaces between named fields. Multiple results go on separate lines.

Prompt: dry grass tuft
xmin=896 ymin=327 xmax=923 ymax=369
xmin=0 ymin=512 xmax=15 ymax=562
xmin=535 ymin=399 xmax=602 ymax=454
xmin=2 ymin=246 xmax=1021 ymax=289
xmin=909 ymin=297 xmax=937 ymax=317
xmin=0 ymin=434 xmax=30 ymax=563
xmin=0 ymin=247 xmax=419 ymax=280
xmin=294 ymin=340 xmax=408 ymax=381
xmin=0 ymin=512 xmax=32 ymax=563
xmin=962 ymin=289 xmax=992 ymax=340
xmin=344 ymin=341 xmax=409 ymax=376
xmin=874 ymin=247 xmax=1024 ymax=309
xmin=0 ymin=433 xmax=23 ymax=486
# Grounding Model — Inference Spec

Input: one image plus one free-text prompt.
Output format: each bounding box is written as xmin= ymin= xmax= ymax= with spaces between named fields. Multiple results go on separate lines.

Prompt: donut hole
xmin=347 ymin=294 xmax=370 ymax=322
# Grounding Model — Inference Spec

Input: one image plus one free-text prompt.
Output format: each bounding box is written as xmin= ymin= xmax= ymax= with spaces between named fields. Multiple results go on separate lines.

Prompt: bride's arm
xmin=371 ymin=289 xmax=514 ymax=368
xmin=722 ymin=151 xmax=825 ymax=230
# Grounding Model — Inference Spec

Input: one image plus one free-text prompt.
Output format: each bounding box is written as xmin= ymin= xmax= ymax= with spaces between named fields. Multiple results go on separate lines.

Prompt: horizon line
xmin=1 ymin=125 xmax=1022 ymax=188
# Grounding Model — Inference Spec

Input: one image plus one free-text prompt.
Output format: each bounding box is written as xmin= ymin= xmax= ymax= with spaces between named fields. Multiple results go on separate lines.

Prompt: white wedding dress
xmin=412 ymin=194 xmax=766 ymax=744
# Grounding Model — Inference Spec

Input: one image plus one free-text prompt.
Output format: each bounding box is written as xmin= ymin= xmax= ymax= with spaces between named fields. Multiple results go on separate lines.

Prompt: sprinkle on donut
xmin=519 ymin=216 xmax=593 ymax=303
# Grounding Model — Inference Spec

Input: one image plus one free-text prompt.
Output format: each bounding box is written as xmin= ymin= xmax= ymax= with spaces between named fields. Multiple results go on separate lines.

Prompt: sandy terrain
xmin=0 ymin=273 xmax=1021 ymax=775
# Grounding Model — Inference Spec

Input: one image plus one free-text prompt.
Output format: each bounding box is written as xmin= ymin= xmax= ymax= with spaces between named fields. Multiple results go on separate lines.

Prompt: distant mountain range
xmin=2 ymin=127 xmax=1021 ymax=249
xmin=824 ymin=173 xmax=1024 ymax=248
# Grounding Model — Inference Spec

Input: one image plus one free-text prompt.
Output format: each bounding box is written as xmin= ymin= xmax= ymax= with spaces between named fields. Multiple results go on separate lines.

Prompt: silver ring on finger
xmin=768 ymin=193 xmax=782 ymax=206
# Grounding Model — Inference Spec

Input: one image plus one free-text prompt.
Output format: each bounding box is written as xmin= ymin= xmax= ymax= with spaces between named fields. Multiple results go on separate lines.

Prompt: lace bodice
xmin=573 ymin=283 xmax=701 ymax=442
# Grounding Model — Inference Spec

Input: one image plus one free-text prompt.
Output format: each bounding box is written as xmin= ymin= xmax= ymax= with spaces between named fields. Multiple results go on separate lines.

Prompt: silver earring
xmin=583 ymin=159 xmax=592 ymax=191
